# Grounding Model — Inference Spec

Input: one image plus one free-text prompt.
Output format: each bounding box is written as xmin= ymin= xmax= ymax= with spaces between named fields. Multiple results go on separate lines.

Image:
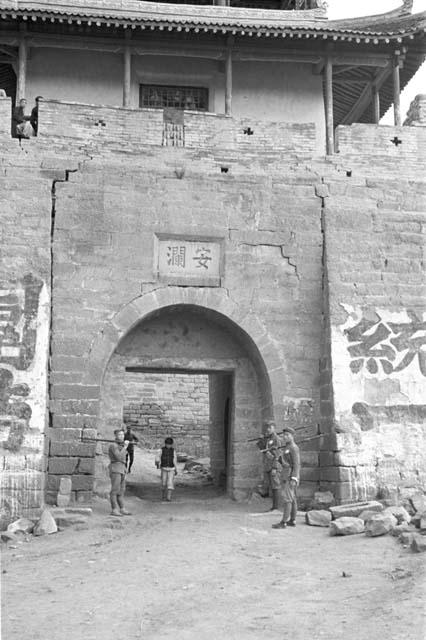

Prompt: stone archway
xmin=83 ymin=287 xmax=287 ymax=500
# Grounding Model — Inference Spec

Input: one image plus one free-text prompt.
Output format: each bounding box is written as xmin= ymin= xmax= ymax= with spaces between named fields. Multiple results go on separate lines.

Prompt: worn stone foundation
xmin=0 ymin=94 xmax=425 ymax=521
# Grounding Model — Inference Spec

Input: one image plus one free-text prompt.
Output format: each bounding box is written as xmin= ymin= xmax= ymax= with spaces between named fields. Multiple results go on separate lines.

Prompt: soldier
xmin=272 ymin=426 xmax=300 ymax=529
xmin=257 ymin=421 xmax=282 ymax=511
xmin=108 ymin=429 xmax=132 ymax=516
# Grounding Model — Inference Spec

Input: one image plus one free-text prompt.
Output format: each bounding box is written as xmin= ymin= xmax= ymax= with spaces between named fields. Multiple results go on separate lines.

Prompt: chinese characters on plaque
xmin=158 ymin=239 xmax=221 ymax=281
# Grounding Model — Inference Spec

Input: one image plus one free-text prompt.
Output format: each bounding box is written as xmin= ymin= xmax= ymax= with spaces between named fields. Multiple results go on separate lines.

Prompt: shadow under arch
xmin=85 ymin=287 xmax=287 ymax=499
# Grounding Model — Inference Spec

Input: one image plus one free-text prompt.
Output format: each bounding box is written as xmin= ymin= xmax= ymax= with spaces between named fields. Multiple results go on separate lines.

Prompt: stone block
xmin=71 ymin=475 xmax=95 ymax=491
xmin=77 ymin=458 xmax=96 ymax=475
xmin=59 ymin=477 xmax=72 ymax=495
xmin=54 ymin=514 xmax=89 ymax=528
xmin=57 ymin=494 xmax=71 ymax=508
xmin=305 ymin=510 xmax=331 ymax=527
xmin=49 ymin=428 xmax=82 ymax=441
xmin=50 ymin=442 xmax=96 ymax=457
xmin=359 ymin=510 xmax=379 ymax=523
xmin=312 ymin=491 xmax=335 ymax=509
xmin=74 ymin=491 xmax=93 ymax=504
xmin=320 ymin=466 xmax=354 ymax=483
xmin=411 ymin=534 xmax=426 ymax=553
xmin=365 ymin=513 xmax=397 ymax=537
xmin=64 ymin=507 xmax=93 ymax=516
xmin=48 ymin=457 xmax=78 ymax=475
xmin=390 ymin=523 xmax=413 ymax=538
xmin=315 ymin=184 xmax=329 ymax=198
xmin=319 ymin=451 xmax=335 ymax=467
xmin=46 ymin=475 xmax=62 ymax=492
xmin=330 ymin=517 xmax=365 ymax=536
xmin=383 ymin=506 xmax=411 ymax=524
xmin=330 ymin=501 xmax=383 ymax=520
xmin=409 ymin=494 xmax=426 ymax=514
xmin=51 ymin=384 xmax=100 ymax=400
xmin=300 ymin=468 xmax=320 ymax=482
xmin=33 ymin=510 xmax=58 ymax=536
xmin=7 ymin=518 xmax=35 ymax=535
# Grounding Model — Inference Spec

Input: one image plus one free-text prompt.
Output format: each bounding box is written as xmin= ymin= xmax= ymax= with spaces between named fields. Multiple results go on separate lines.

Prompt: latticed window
xmin=140 ymin=85 xmax=209 ymax=111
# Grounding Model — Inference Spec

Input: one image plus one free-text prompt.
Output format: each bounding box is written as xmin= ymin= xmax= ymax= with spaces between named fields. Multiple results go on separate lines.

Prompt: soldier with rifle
xmin=257 ymin=421 xmax=282 ymax=511
xmin=108 ymin=428 xmax=132 ymax=517
xmin=272 ymin=426 xmax=300 ymax=529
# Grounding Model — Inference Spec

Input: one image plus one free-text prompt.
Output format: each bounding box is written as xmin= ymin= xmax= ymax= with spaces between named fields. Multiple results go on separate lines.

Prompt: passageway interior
xmin=123 ymin=368 xmax=233 ymax=501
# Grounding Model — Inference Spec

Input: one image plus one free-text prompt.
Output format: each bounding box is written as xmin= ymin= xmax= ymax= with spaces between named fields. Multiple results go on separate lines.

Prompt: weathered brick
xmin=51 ymin=384 xmax=101 ymax=400
xmin=76 ymin=458 xmax=96 ymax=475
xmin=49 ymin=442 xmax=96 ymax=457
xmin=71 ymin=475 xmax=95 ymax=491
xmin=48 ymin=457 xmax=78 ymax=475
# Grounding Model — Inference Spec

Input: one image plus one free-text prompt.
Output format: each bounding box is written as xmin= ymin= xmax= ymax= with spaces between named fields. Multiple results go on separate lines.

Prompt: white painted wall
xmin=331 ymin=305 xmax=426 ymax=501
xmin=23 ymin=48 xmax=325 ymax=150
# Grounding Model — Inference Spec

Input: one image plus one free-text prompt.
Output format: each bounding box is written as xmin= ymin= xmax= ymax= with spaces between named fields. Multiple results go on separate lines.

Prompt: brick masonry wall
xmin=0 ymin=99 xmax=52 ymax=525
xmin=1 ymin=96 xmax=425 ymax=510
xmin=36 ymin=99 xmax=316 ymax=158
xmin=321 ymin=134 xmax=426 ymax=503
xmin=122 ymin=372 xmax=210 ymax=455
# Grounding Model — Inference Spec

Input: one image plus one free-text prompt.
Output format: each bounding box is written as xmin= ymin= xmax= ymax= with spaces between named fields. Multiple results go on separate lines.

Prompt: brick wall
xmin=122 ymin=372 xmax=210 ymax=455
xmin=1 ymin=95 xmax=425 ymax=511
xmin=0 ymin=105 xmax=52 ymax=525
xmin=321 ymin=133 xmax=426 ymax=503
xmin=35 ymin=99 xmax=316 ymax=158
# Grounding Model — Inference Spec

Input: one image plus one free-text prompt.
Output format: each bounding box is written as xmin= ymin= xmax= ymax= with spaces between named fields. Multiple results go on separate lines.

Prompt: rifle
xmin=247 ymin=425 xmax=317 ymax=443
xmin=258 ymin=434 xmax=321 ymax=453
xmin=81 ymin=436 xmax=139 ymax=446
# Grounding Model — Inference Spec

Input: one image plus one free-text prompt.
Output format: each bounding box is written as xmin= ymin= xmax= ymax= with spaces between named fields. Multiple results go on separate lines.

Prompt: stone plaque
xmin=157 ymin=237 xmax=222 ymax=284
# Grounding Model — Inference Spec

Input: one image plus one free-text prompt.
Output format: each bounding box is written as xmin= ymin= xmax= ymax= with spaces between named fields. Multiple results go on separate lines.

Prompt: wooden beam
xmin=313 ymin=53 xmax=391 ymax=75
xmin=123 ymin=31 xmax=131 ymax=107
xmin=324 ymin=55 xmax=334 ymax=155
xmin=17 ymin=24 xmax=27 ymax=100
xmin=0 ymin=32 xmax=395 ymax=68
xmin=225 ymin=36 xmax=233 ymax=116
xmin=340 ymin=62 xmax=393 ymax=125
xmin=372 ymin=86 xmax=380 ymax=124
xmin=393 ymin=55 xmax=401 ymax=126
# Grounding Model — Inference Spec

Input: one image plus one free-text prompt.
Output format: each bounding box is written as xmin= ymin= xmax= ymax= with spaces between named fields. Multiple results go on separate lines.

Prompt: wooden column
xmin=393 ymin=55 xmax=401 ymax=126
xmin=324 ymin=55 xmax=334 ymax=155
xmin=225 ymin=37 xmax=233 ymax=116
xmin=17 ymin=24 xmax=27 ymax=100
xmin=122 ymin=31 xmax=131 ymax=108
xmin=372 ymin=86 xmax=380 ymax=124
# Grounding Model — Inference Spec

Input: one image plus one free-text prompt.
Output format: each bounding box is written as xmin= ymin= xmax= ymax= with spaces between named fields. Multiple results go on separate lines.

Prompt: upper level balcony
xmin=0 ymin=1 xmax=425 ymax=154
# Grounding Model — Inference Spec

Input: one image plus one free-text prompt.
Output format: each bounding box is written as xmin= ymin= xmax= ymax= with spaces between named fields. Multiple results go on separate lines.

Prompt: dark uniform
xmin=124 ymin=428 xmax=139 ymax=473
xmin=258 ymin=432 xmax=282 ymax=510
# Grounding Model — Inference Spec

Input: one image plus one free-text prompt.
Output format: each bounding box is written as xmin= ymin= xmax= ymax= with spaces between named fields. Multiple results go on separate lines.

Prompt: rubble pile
xmin=0 ymin=507 xmax=93 ymax=547
xmin=304 ymin=491 xmax=426 ymax=553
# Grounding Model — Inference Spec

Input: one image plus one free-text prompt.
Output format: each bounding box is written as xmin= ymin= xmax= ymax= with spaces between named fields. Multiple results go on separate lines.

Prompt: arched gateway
xmin=82 ymin=287 xmax=286 ymax=500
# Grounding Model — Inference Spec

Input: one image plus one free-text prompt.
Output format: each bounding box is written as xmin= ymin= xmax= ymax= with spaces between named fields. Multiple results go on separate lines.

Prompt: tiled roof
xmin=1 ymin=0 xmax=426 ymax=41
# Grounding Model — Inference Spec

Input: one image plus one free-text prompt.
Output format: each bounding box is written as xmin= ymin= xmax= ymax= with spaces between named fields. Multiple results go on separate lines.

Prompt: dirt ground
xmin=2 ymin=452 xmax=426 ymax=640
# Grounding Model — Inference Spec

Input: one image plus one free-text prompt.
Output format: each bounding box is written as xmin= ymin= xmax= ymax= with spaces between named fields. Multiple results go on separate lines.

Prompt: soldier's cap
xmin=281 ymin=426 xmax=295 ymax=435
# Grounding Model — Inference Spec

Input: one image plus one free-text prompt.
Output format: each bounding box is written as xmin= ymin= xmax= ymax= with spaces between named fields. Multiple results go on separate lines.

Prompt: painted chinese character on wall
xmin=158 ymin=238 xmax=221 ymax=282
xmin=193 ymin=247 xmax=212 ymax=270
xmin=167 ymin=246 xmax=186 ymax=268
xmin=344 ymin=310 xmax=426 ymax=376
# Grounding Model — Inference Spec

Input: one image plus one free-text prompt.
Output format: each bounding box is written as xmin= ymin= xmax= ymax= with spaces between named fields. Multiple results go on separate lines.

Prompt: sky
xmin=326 ymin=0 xmax=426 ymax=123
